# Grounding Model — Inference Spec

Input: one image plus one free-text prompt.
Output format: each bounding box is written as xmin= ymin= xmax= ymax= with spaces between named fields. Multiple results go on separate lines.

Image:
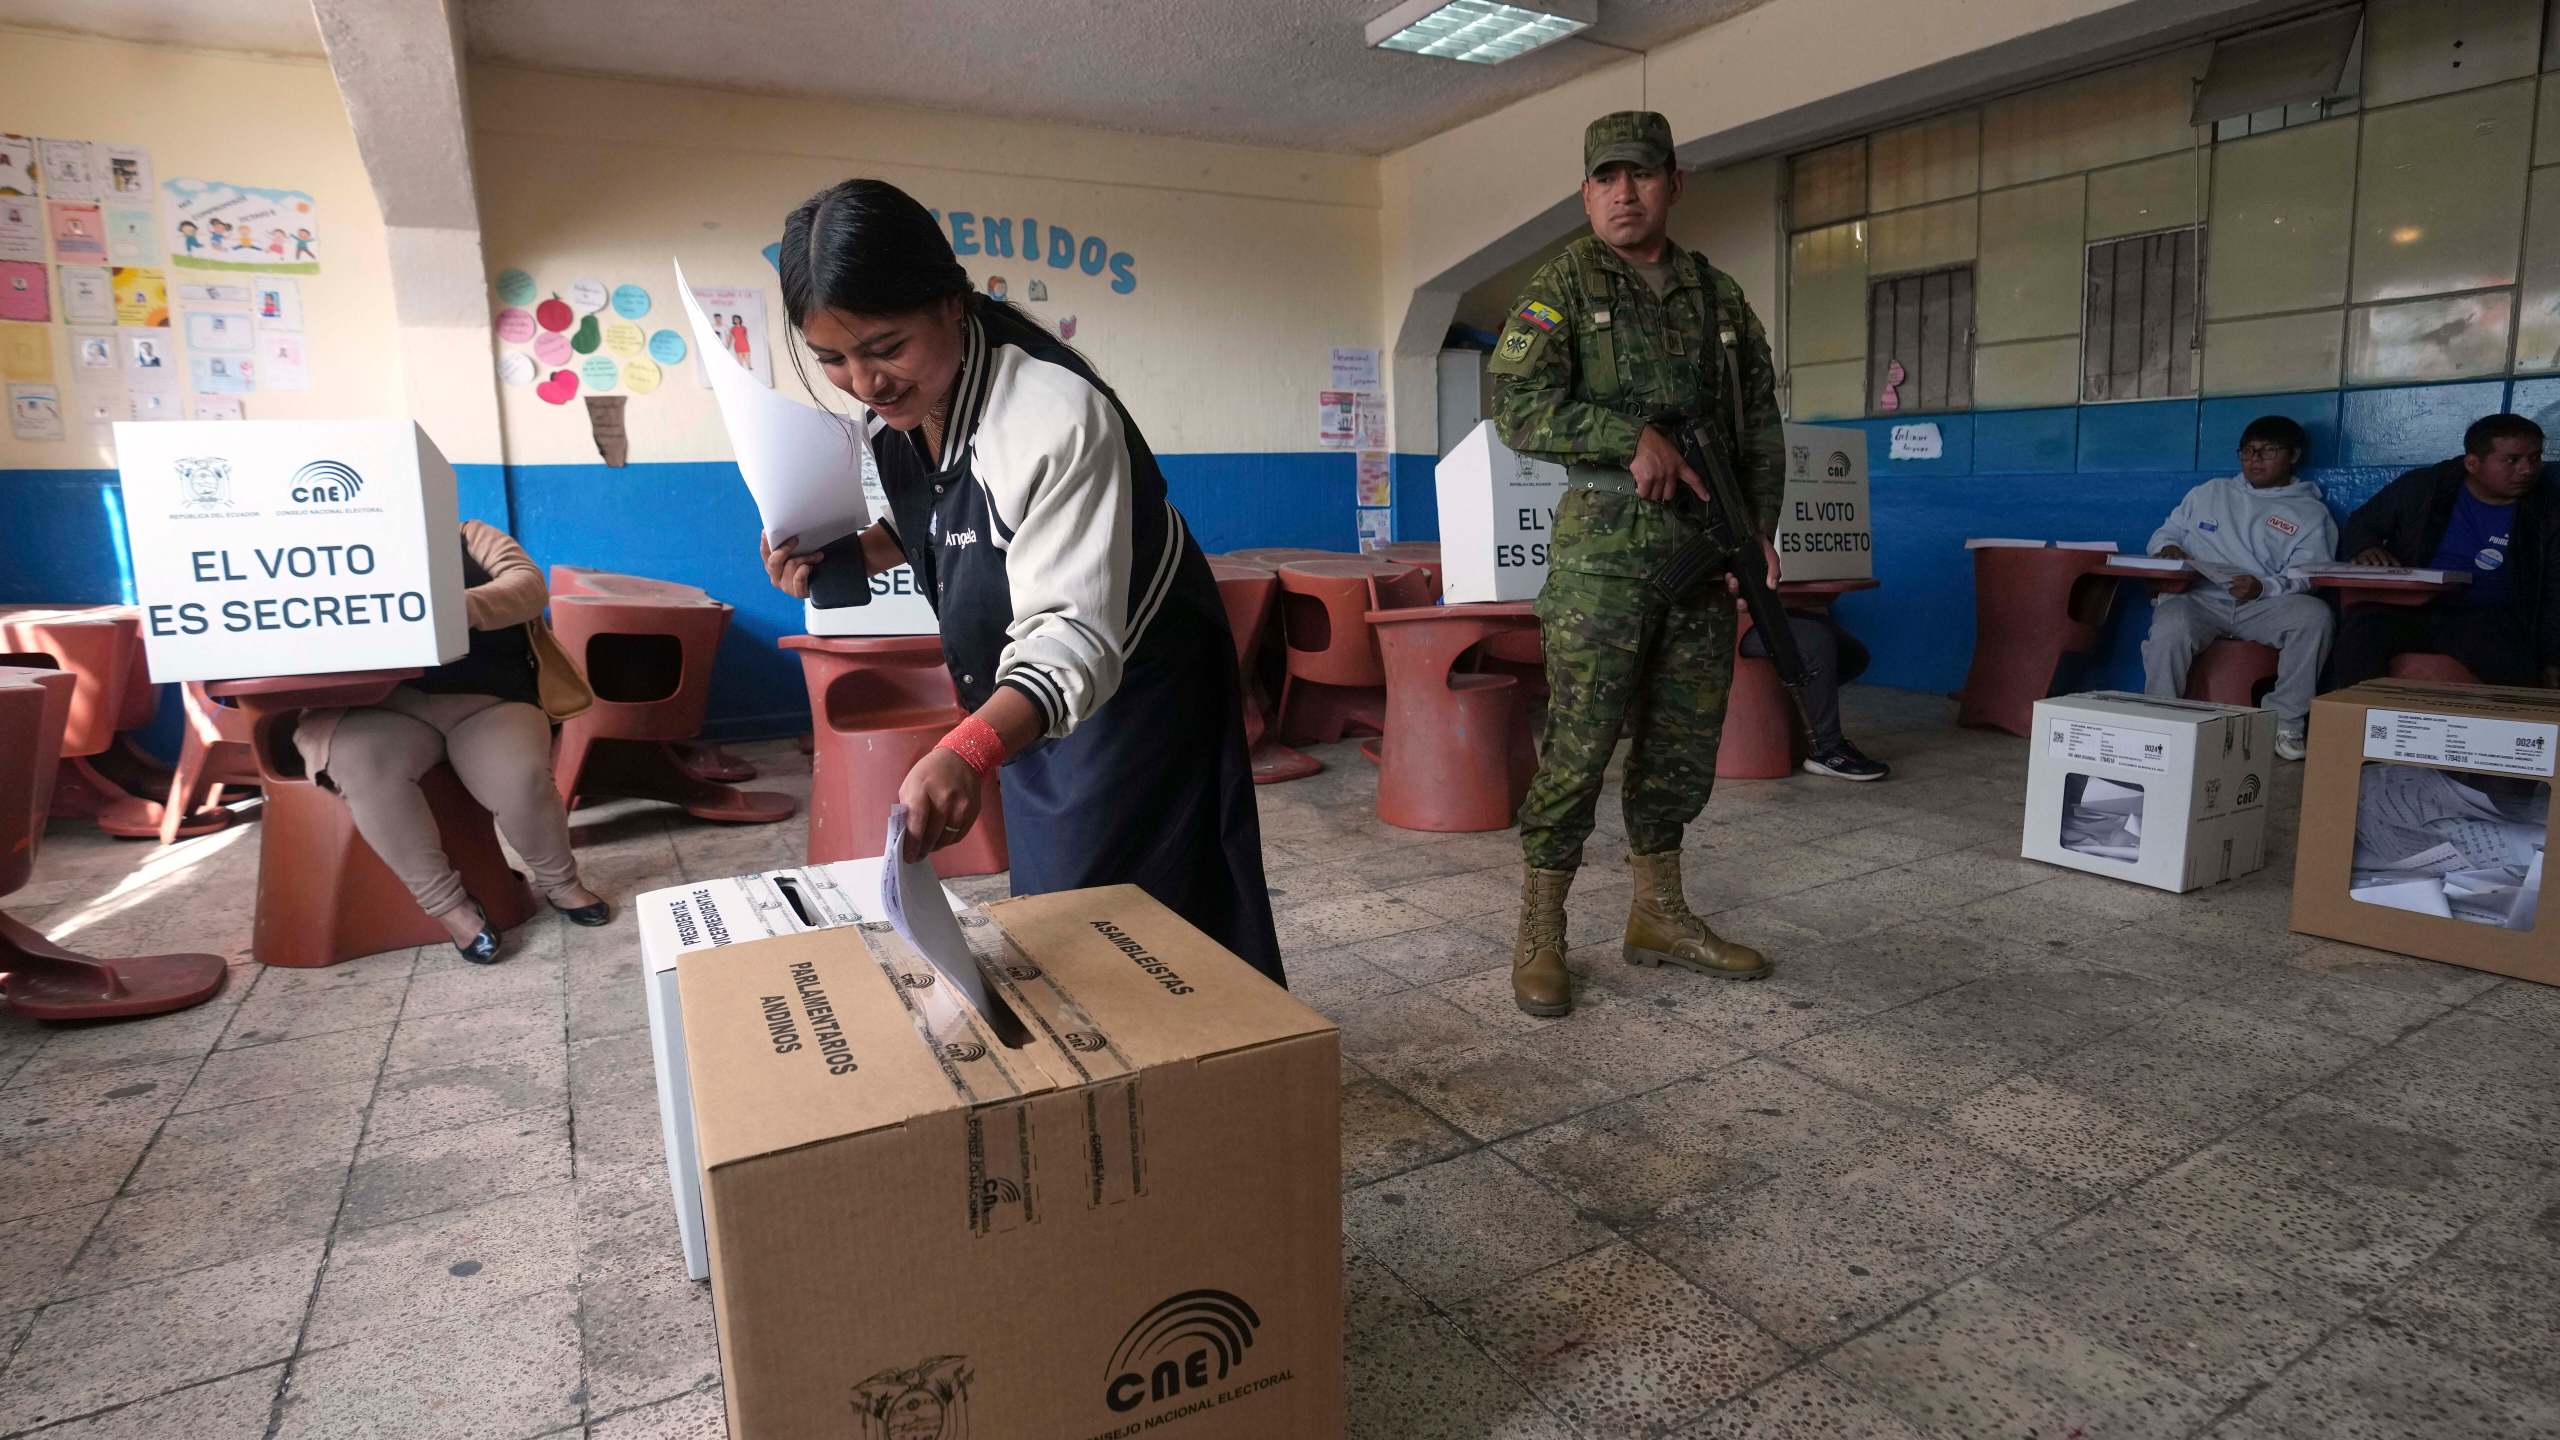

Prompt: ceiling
xmin=0 ymin=0 xmax=1771 ymax=154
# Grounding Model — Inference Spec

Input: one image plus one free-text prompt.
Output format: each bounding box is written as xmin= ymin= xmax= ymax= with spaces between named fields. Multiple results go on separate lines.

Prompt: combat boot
xmin=1513 ymin=865 xmax=1574 ymax=1017
xmin=1625 ymin=850 xmax=1769 ymax=979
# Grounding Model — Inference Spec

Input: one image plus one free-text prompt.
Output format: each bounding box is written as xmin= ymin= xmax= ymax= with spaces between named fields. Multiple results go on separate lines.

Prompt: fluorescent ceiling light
xmin=1365 ymin=0 xmax=1597 ymax=65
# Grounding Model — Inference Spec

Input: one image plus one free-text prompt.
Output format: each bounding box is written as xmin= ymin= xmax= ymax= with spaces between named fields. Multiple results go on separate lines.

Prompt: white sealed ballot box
xmin=1774 ymin=423 xmax=1873 ymax=582
xmin=112 ymin=420 xmax=467 ymax=682
xmin=2023 ymin=692 xmax=2271 ymax=893
xmin=1435 ymin=419 xmax=1568 ymax=603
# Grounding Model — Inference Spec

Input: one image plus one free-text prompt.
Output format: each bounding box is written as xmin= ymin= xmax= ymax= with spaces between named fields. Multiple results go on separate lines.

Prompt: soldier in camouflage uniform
xmin=1489 ymin=110 xmax=1788 ymax=1018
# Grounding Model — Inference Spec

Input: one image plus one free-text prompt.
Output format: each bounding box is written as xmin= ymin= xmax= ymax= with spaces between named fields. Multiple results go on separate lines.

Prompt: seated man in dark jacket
xmin=2330 ymin=413 xmax=2559 ymax=690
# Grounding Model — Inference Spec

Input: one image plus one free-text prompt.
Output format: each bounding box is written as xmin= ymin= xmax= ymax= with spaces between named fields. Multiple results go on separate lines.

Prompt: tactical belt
xmin=1565 ymin=464 xmax=1642 ymax=495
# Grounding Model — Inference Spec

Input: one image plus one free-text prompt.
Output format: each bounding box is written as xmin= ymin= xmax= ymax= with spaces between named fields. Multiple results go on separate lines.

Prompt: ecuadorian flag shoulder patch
xmin=1517 ymin=300 xmax=1564 ymax=332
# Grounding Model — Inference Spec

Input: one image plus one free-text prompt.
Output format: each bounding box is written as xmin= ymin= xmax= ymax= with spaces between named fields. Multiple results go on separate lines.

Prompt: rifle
xmin=1650 ymin=409 xmax=1813 ymax=732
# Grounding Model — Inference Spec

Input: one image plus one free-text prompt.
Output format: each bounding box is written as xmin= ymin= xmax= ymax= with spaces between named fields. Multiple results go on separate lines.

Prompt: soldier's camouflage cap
xmin=1585 ymin=110 xmax=1674 ymax=177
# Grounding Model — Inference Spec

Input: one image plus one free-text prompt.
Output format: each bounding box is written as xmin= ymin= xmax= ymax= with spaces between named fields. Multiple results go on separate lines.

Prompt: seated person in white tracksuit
xmin=2139 ymin=415 xmax=2337 ymax=761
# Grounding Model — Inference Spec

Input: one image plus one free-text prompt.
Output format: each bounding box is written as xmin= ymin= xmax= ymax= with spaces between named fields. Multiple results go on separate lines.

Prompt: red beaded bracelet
xmin=936 ymin=714 xmax=1006 ymax=780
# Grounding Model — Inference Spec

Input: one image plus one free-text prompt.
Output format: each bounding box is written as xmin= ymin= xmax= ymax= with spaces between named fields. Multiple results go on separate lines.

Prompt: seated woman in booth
xmin=292 ymin=520 xmax=610 ymax=964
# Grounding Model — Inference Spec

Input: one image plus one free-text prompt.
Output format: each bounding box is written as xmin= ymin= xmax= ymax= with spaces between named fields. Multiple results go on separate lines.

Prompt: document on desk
xmin=880 ymin=805 xmax=998 ymax=1020
xmin=671 ymin=258 xmax=869 ymax=549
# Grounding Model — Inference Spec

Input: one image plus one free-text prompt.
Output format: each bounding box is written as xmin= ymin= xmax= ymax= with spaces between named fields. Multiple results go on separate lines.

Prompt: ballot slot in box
xmin=110 ymin=419 xmax=468 ymax=682
xmin=1434 ymin=419 xmax=1567 ymax=603
xmin=2295 ymin=681 xmax=2559 ymax=983
xmin=681 ymin=885 xmax=1342 ymax=1440
xmin=637 ymin=857 xmax=957 ymax=1281
xmin=2023 ymin=692 xmax=2270 ymax=893
xmin=1773 ymin=423 xmax=1872 ymax=582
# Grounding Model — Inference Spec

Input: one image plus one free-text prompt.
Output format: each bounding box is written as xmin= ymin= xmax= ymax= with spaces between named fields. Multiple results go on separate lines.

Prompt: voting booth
xmin=112 ymin=420 xmax=467 ymax=682
xmin=2293 ymin=681 xmax=2556 ymax=983
xmin=1773 ymin=423 xmax=1872 ymax=582
xmin=1433 ymin=419 xmax=1568 ymax=604
xmin=2023 ymin=692 xmax=2270 ymax=893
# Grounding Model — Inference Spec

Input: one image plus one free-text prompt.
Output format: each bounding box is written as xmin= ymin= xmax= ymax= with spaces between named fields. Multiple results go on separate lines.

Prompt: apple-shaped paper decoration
xmin=536 ymin=295 xmax=573 ymax=333
xmin=536 ymin=369 xmax=580 ymax=405
xmin=571 ymin=312 xmax=602 ymax=355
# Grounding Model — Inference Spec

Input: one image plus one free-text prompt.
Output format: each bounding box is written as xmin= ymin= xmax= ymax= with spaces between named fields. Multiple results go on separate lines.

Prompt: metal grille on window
xmin=1866 ymin=266 xmax=1974 ymax=416
xmin=2083 ymin=228 xmax=2201 ymax=403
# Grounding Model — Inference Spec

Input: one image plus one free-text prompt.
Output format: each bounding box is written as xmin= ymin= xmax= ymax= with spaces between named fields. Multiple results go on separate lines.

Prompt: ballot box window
xmin=2350 ymin=763 xmax=2547 ymax=931
xmin=2058 ymin=773 xmax=2147 ymax=866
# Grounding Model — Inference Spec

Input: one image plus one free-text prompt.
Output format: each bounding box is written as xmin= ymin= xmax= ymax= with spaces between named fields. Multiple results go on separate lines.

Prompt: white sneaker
xmin=2275 ymin=731 xmax=2306 ymax=762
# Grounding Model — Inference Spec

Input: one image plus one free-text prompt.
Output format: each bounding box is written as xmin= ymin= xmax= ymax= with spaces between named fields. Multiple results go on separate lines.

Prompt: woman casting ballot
xmin=760 ymin=178 xmax=1284 ymax=986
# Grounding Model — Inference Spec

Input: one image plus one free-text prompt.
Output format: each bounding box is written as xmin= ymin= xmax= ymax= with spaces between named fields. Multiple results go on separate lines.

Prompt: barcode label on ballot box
xmin=2048 ymin=719 xmax=2172 ymax=774
xmin=2364 ymin=709 xmax=2560 ymax=778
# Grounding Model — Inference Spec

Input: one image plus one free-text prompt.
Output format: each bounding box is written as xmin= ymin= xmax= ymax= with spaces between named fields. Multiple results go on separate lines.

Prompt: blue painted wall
xmin=1823 ymin=379 xmax=2541 ymax=700
xmin=3 ymin=449 xmax=1432 ymax=743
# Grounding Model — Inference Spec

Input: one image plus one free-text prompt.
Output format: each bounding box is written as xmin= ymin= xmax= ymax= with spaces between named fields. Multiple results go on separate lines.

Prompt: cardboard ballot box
xmin=111 ymin=419 xmax=467 ymax=682
xmin=2293 ymin=681 xmax=2558 ymax=984
xmin=638 ymin=858 xmax=957 ymax=1281
xmin=682 ymin=885 xmax=1342 ymax=1440
xmin=1434 ymin=419 xmax=1567 ymax=604
xmin=2023 ymin=692 xmax=2270 ymax=893
xmin=1773 ymin=424 xmax=1871 ymax=582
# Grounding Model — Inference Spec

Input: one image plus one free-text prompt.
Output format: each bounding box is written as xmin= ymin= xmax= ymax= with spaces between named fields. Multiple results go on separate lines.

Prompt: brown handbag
xmin=525 ymin=618 xmax=594 ymax=721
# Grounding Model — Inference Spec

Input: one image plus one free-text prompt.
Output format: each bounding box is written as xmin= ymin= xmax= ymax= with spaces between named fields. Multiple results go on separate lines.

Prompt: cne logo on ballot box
xmin=111 ymin=419 xmax=468 ymax=683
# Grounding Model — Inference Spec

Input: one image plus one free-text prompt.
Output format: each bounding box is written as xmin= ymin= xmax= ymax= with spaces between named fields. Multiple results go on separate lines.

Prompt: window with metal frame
xmin=1866 ymin=265 xmax=1974 ymax=415
xmin=2083 ymin=227 xmax=2202 ymax=403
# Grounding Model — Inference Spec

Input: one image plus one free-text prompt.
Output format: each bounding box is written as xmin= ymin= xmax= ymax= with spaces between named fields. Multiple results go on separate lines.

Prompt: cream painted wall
xmin=0 ymin=29 xmax=400 ymax=470
xmin=470 ymin=66 xmax=1383 ymax=466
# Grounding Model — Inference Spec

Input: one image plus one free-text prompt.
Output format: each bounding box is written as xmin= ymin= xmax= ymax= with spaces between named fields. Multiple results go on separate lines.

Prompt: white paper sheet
xmin=671 ymin=258 xmax=868 ymax=549
xmin=880 ymin=805 xmax=998 ymax=1020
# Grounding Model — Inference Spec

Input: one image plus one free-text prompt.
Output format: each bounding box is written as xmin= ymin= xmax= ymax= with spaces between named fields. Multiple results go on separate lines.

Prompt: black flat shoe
xmin=453 ymin=903 xmax=503 ymax=964
xmin=551 ymin=896 xmax=612 ymax=927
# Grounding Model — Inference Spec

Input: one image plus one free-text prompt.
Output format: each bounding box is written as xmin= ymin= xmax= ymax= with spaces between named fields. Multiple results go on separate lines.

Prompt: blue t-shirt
xmin=2431 ymin=489 xmax=2517 ymax=607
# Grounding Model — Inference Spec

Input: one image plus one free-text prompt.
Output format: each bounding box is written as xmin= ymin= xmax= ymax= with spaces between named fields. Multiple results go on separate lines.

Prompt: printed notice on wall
xmin=2364 ymin=709 xmax=2560 ymax=779
xmin=1354 ymin=392 xmax=1388 ymax=451
xmin=1316 ymin=389 xmax=1355 ymax=449
xmin=1355 ymin=450 xmax=1392 ymax=507
xmin=1888 ymin=423 xmax=1942 ymax=461
xmin=2047 ymin=718 xmax=2172 ymax=774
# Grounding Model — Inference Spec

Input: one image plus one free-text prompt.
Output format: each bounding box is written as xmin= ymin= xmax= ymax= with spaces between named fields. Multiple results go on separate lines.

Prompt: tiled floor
xmin=3 ymin=687 xmax=2557 ymax=1438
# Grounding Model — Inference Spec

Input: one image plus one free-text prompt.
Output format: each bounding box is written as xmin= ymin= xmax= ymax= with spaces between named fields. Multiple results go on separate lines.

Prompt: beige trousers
xmin=296 ymin=685 xmax=580 ymax=920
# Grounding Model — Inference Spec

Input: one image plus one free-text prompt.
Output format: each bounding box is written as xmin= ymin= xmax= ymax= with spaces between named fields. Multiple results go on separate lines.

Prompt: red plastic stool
xmin=1717 ymin=605 xmax=1805 ymax=780
xmin=548 ymin=567 xmax=752 ymax=783
xmin=1367 ymin=603 xmax=1537 ymax=831
xmin=2186 ymin=639 xmax=2281 ymax=708
xmin=208 ymin=670 xmax=541 ymax=968
xmin=1274 ymin=558 xmax=1414 ymax=744
xmin=2388 ymin=653 xmax=2481 ymax=685
xmin=1226 ymin=547 xmax=1345 ymax=567
xmin=0 ymin=666 xmax=228 ymax=1017
xmin=1211 ymin=560 xmax=1321 ymax=785
xmin=781 ymin=635 xmax=1007 ymax=878
xmin=0 ymin=606 xmax=223 ymax=839
xmin=1370 ymin=543 xmax=1445 ymax=600
xmin=550 ymin=595 xmax=794 ymax=824
xmin=1956 ymin=547 xmax=2118 ymax=737
xmin=159 ymin=681 xmax=264 ymax=845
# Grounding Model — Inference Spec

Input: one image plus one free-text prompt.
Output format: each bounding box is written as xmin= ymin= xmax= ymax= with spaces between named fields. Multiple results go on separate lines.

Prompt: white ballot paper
xmin=672 ymin=258 xmax=869 ymax=549
xmin=881 ymin=805 xmax=1000 ymax=1019
xmin=2351 ymin=766 xmax=2547 ymax=928
xmin=2059 ymin=776 xmax=2147 ymax=862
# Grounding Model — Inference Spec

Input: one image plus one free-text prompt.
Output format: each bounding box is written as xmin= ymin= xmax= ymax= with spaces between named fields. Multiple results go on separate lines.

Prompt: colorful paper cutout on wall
xmin=585 ymin=394 xmax=628 ymax=467
xmin=8 ymin=382 xmax=62 ymax=440
xmin=611 ymin=283 xmax=651 ymax=319
xmin=47 ymin=201 xmax=104 ymax=261
xmin=570 ymin=312 xmax=603 ymax=355
xmin=497 ymin=351 xmax=537 ymax=386
xmin=567 ymin=277 xmax=608 ymax=313
xmin=536 ymin=369 xmax=579 ymax=405
xmin=112 ymin=267 xmax=168 ymax=327
xmin=37 ymin=139 xmax=98 ymax=201
xmin=647 ymin=329 xmax=687 ymax=365
xmin=1026 ymin=278 xmax=1048 ymax=303
xmin=603 ymin=320 xmax=643 ymax=357
xmin=621 ymin=355 xmax=661 ymax=394
xmin=164 ymin=178 xmax=320 ymax=272
xmin=580 ymin=355 xmax=618 ymax=391
xmin=0 ymin=199 xmax=40 ymax=263
xmin=0 ymin=137 xmax=35 ymax=196
xmin=495 ymin=307 xmax=536 ymax=344
xmin=536 ymin=295 xmax=572 ymax=332
xmin=0 ymin=261 xmax=47 ymax=323
xmin=533 ymin=330 xmax=572 ymax=367
xmin=495 ymin=268 xmax=536 ymax=306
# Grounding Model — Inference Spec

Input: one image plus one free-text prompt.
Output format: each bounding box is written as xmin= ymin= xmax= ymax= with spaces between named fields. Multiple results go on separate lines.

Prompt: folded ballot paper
xmin=2060 ymin=776 xmax=2147 ymax=862
xmin=2351 ymin=766 xmax=2547 ymax=928
xmin=672 ymin=258 xmax=870 ymax=549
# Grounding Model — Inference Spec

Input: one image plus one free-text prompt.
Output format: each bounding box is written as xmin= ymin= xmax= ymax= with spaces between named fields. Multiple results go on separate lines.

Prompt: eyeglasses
xmin=2237 ymin=444 xmax=2294 ymax=461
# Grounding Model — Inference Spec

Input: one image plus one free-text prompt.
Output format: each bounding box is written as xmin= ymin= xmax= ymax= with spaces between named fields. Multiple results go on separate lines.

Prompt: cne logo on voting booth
xmin=111 ymin=419 xmax=469 ymax=683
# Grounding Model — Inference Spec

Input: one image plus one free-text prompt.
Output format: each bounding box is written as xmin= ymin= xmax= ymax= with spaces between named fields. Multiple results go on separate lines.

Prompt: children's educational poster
xmin=0 ymin=198 xmax=39 ymax=263
xmin=0 ymin=322 xmax=53 ymax=381
xmin=101 ymin=145 xmax=153 ymax=199
xmin=8 ymin=382 xmax=63 ymax=440
xmin=687 ymin=285 xmax=771 ymax=387
xmin=163 ymin=178 xmax=320 ymax=272
xmin=37 ymin=139 xmax=98 ymax=200
xmin=252 ymin=277 xmax=303 ymax=331
xmin=0 ymin=261 xmax=46 ymax=323
xmin=71 ymin=329 xmax=116 ymax=374
xmin=189 ymin=352 xmax=252 ymax=394
xmin=112 ymin=267 xmax=168 ymax=327
xmin=0 ymin=136 xmax=35 ymax=196
xmin=104 ymin=206 xmax=154 ymax=265
xmin=124 ymin=332 xmax=172 ymax=376
xmin=58 ymin=266 xmax=112 ymax=326
xmin=47 ymin=201 xmax=105 ymax=261
xmin=259 ymin=332 xmax=308 ymax=391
